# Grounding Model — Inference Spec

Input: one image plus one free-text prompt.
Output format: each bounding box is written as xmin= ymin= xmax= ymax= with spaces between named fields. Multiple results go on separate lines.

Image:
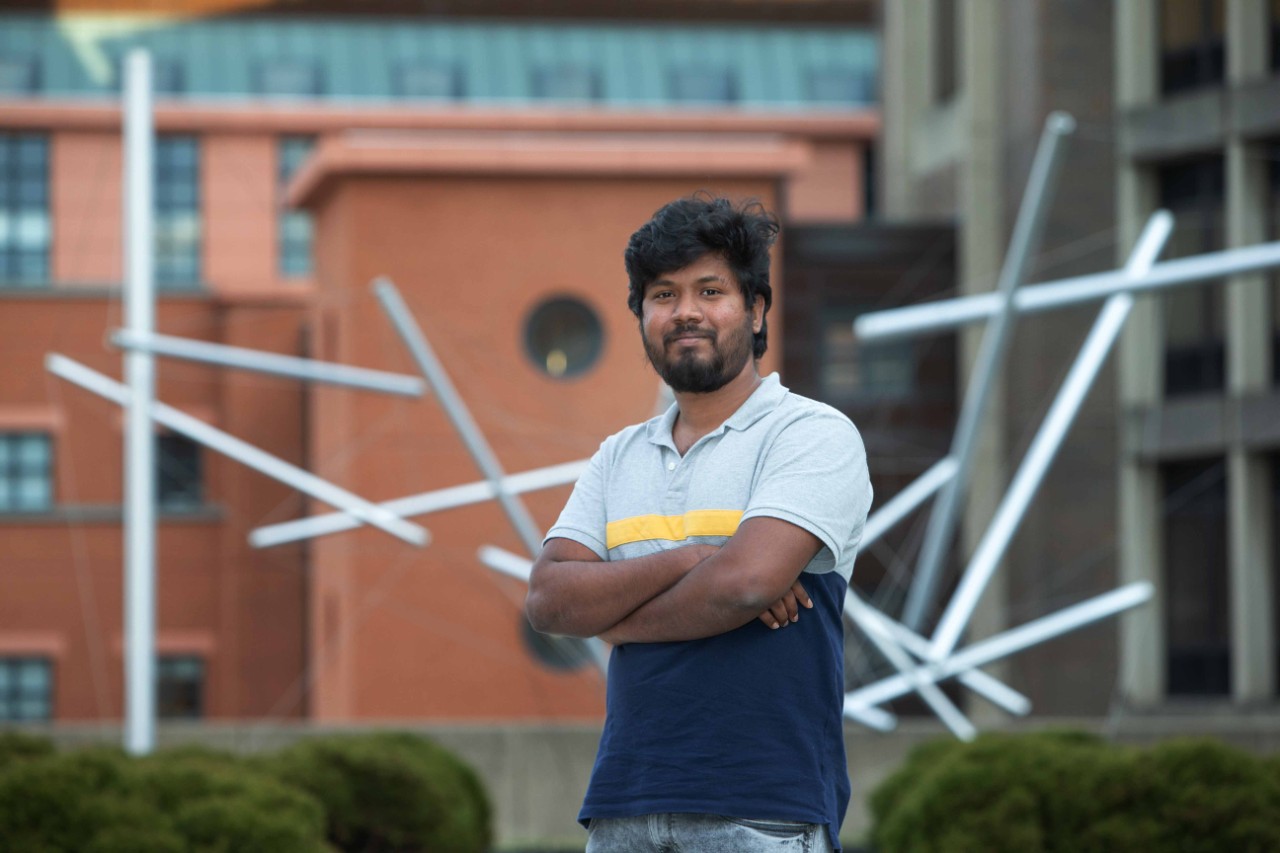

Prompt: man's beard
xmin=643 ymin=316 xmax=755 ymax=394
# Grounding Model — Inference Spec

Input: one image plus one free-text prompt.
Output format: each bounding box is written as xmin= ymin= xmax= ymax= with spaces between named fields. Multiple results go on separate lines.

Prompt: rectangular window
xmin=668 ymin=67 xmax=737 ymax=103
xmin=1163 ymin=458 xmax=1230 ymax=696
xmin=158 ymin=656 xmax=204 ymax=719
xmin=155 ymin=136 xmax=201 ymax=288
xmin=157 ymin=433 xmax=202 ymax=510
xmin=1158 ymin=155 xmax=1226 ymax=396
xmin=1160 ymin=0 xmax=1226 ymax=95
xmin=934 ymin=0 xmax=959 ymax=103
xmin=0 ymin=133 xmax=50 ymax=286
xmin=821 ymin=312 xmax=915 ymax=403
xmin=807 ymin=67 xmax=875 ymax=105
xmin=531 ymin=65 xmax=600 ymax=101
xmin=278 ymin=136 xmax=315 ymax=277
xmin=0 ymin=432 xmax=53 ymax=513
xmin=0 ymin=658 xmax=53 ymax=721
xmin=394 ymin=62 xmax=461 ymax=99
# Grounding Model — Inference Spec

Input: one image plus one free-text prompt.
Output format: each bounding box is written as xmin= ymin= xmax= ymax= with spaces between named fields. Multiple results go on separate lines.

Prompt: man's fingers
xmin=792 ymin=580 xmax=813 ymax=610
xmin=781 ymin=592 xmax=800 ymax=623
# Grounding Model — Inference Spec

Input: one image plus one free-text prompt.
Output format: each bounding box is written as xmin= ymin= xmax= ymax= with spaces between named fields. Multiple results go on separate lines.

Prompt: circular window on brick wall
xmin=523 ymin=296 xmax=604 ymax=379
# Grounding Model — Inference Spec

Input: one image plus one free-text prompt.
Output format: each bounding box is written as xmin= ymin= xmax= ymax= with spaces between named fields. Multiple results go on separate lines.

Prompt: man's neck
xmin=671 ymin=363 xmax=762 ymax=454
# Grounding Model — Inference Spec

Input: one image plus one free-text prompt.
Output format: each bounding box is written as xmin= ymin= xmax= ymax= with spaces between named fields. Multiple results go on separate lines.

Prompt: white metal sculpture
xmin=49 ymin=78 xmax=1280 ymax=748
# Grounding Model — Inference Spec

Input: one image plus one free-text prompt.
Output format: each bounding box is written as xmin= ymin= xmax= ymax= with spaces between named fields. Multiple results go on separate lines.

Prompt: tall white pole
xmin=903 ymin=112 xmax=1076 ymax=629
xmin=123 ymin=49 xmax=156 ymax=756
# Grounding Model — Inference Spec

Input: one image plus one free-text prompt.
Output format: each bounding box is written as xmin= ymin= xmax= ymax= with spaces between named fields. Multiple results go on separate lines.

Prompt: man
xmin=525 ymin=195 xmax=872 ymax=853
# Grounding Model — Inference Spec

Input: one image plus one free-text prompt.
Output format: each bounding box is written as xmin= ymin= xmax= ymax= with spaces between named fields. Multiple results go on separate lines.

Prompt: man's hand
xmin=756 ymin=580 xmax=813 ymax=629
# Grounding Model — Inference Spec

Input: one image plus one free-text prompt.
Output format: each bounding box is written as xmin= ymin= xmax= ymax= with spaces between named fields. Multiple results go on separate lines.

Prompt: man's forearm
xmin=526 ymin=544 xmax=715 ymax=638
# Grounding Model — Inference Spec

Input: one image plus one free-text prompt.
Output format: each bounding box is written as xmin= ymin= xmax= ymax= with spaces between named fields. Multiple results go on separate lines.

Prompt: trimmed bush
xmin=267 ymin=732 xmax=492 ymax=853
xmin=0 ymin=730 xmax=55 ymax=769
xmin=870 ymin=731 xmax=1280 ymax=853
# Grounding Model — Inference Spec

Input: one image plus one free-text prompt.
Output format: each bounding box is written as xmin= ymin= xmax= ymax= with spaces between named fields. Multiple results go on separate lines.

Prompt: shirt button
xmin=667 ymin=461 xmax=676 ymax=471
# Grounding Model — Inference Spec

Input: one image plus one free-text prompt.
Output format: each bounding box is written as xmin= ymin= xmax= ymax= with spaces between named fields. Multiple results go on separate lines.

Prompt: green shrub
xmin=870 ymin=731 xmax=1280 ymax=853
xmin=267 ymin=732 xmax=492 ymax=853
xmin=0 ymin=730 xmax=55 ymax=769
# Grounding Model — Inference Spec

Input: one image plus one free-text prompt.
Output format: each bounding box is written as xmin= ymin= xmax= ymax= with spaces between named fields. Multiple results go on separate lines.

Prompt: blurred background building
xmin=881 ymin=0 xmax=1279 ymax=718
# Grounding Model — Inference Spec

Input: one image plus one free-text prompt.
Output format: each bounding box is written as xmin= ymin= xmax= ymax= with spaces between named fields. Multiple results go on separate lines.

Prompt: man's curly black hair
xmin=624 ymin=194 xmax=780 ymax=359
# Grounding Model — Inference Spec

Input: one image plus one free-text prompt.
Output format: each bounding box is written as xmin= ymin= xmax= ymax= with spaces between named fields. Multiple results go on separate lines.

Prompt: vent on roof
xmin=0 ymin=57 xmax=40 ymax=95
xmin=395 ymin=62 xmax=462 ymax=99
xmin=668 ymin=66 xmax=737 ymax=103
xmin=807 ymin=67 xmax=876 ymax=104
xmin=532 ymin=64 xmax=600 ymax=101
xmin=254 ymin=61 xmax=323 ymax=97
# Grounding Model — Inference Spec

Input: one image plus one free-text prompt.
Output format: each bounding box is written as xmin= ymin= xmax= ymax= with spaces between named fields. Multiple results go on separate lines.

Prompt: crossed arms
xmin=524 ymin=516 xmax=824 ymax=645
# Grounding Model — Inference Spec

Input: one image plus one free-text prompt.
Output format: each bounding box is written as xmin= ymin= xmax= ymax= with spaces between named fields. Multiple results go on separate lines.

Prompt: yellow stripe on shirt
xmin=606 ymin=510 xmax=743 ymax=549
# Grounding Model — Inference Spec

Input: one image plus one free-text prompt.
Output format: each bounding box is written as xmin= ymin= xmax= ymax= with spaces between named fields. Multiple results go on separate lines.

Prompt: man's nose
xmin=672 ymin=291 xmax=703 ymax=323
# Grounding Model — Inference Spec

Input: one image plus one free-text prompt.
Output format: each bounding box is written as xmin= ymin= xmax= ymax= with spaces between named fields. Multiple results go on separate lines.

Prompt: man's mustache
xmin=664 ymin=327 xmax=715 ymax=346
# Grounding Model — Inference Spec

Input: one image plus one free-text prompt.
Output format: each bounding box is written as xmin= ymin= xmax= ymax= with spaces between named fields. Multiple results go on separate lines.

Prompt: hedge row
xmin=869 ymin=731 xmax=1280 ymax=853
xmin=0 ymin=730 xmax=491 ymax=853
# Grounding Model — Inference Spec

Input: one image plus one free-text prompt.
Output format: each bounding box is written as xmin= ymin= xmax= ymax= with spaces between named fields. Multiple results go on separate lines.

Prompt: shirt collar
xmin=646 ymin=372 xmax=787 ymax=449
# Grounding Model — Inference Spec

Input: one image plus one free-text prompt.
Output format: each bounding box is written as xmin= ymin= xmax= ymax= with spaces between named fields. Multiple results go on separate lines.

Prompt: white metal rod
xmin=845 ymin=582 xmax=1153 ymax=711
xmin=842 ymin=702 xmax=898 ymax=732
xmin=861 ymin=457 xmax=957 ymax=549
xmin=928 ymin=212 xmax=1172 ymax=661
xmin=903 ymin=112 xmax=1076 ymax=630
xmin=249 ymin=459 xmax=588 ymax=549
xmin=47 ymin=355 xmax=429 ymax=547
xmin=475 ymin=545 xmax=611 ymax=674
xmin=110 ymin=330 xmax=426 ymax=397
xmin=845 ymin=592 xmax=1031 ymax=715
xmin=855 ymin=239 xmax=1280 ymax=343
xmin=373 ymin=278 xmax=545 ymax=555
xmin=123 ymin=49 xmax=156 ymax=757
xmin=846 ymin=593 xmax=976 ymax=740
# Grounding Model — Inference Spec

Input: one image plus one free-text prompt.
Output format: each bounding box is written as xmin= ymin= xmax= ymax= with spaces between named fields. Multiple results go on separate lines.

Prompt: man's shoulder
xmin=592 ymin=412 xmax=666 ymax=462
xmin=771 ymin=388 xmax=862 ymax=437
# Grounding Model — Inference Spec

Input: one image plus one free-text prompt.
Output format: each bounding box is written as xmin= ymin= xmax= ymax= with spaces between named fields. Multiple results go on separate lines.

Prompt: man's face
xmin=639 ymin=254 xmax=763 ymax=394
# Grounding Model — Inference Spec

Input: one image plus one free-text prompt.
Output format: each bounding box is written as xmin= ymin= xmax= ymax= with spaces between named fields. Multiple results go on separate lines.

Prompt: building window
xmin=278 ymin=136 xmax=315 ymax=278
xmin=1272 ymin=0 xmax=1280 ymax=71
xmin=807 ymin=67 xmax=875 ymax=105
xmin=0 ymin=433 xmax=53 ymax=513
xmin=822 ymin=313 xmax=915 ymax=403
xmin=113 ymin=56 xmax=184 ymax=95
xmin=1160 ymin=0 xmax=1226 ymax=95
xmin=1158 ymin=156 xmax=1225 ymax=396
xmin=254 ymin=61 xmax=323 ymax=97
xmin=157 ymin=656 xmax=204 ymax=719
xmin=1162 ymin=458 xmax=1230 ymax=697
xmin=934 ymin=0 xmax=959 ymax=103
xmin=157 ymin=434 xmax=202 ymax=510
xmin=0 ymin=56 xmax=40 ymax=95
xmin=668 ymin=67 xmax=737 ymax=103
xmin=394 ymin=62 xmax=461 ymax=99
xmin=0 ymin=658 xmax=53 ymax=721
xmin=520 ymin=618 xmax=592 ymax=672
xmin=0 ymin=133 xmax=50 ymax=287
xmin=523 ymin=296 xmax=604 ymax=379
xmin=155 ymin=136 xmax=200 ymax=288
xmin=532 ymin=65 xmax=600 ymax=101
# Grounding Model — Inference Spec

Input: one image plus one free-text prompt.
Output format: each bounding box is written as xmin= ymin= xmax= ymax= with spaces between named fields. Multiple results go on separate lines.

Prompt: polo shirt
xmin=545 ymin=373 xmax=872 ymax=852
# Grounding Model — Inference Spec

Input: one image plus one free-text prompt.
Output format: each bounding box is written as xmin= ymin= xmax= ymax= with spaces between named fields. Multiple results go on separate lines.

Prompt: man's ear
xmin=752 ymin=294 xmax=765 ymax=333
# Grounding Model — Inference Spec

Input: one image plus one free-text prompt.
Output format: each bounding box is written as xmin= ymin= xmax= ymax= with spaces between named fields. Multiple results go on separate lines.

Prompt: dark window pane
xmin=1160 ymin=0 xmax=1226 ymax=94
xmin=395 ymin=63 xmax=461 ymax=99
xmin=0 ymin=658 xmax=53 ymax=721
xmin=154 ymin=136 xmax=200 ymax=288
xmin=278 ymin=136 xmax=316 ymax=277
xmin=934 ymin=0 xmax=958 ymax=102
xmin=1159 ymin=156 xmax=1225 ymax=395
xmin=157 ymin=434 xmax=202 ymax=510
xmin=1163 ymin=459 xmax=1230 ymax=696
xmin=0 ymin=433 xmax=53 ymax=513
xmin=822 ymin=311 xmax=915 ymax=403
xmin=668 ymin=67 xmax=737 ymax=103
xmin=807 ymin=67 xmax=875 ymax=105
xmin=0 ymin=133 xmax=50 ymax=288
xmin=157 ymin=656 xmax=204 ymax=719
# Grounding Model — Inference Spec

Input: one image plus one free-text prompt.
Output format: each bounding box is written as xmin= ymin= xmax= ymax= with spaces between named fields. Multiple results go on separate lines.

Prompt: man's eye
xmin=702 ymin=288 xmax=721 ymax=296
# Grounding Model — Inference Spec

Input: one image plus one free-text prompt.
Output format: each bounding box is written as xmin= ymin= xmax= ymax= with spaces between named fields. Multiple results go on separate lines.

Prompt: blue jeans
xmin=585 ymin=813 xmax=835 ymax=852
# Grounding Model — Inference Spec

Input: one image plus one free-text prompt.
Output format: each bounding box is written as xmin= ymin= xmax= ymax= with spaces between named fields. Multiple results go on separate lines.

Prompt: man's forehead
xmin=647 ymin=255 xmax=737 ymax=287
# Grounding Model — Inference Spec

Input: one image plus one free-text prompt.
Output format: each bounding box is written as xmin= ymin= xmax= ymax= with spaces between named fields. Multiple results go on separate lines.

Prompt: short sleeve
xmin=740 ymin=411 xmax=872 ymax=572
xmin=543 ymin=440 xmax=610 ymax=559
